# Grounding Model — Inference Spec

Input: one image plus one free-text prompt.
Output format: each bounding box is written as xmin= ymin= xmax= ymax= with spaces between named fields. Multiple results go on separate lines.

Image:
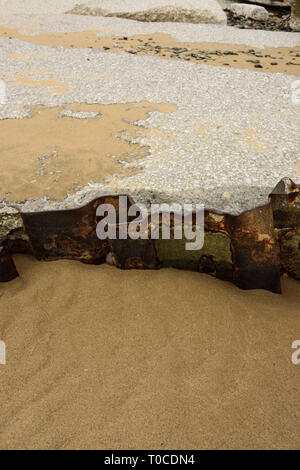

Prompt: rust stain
xmin=1 ymin=178 xmax=299 ymax=292
xmin=0 ymin=246 xmax=19 ymax=282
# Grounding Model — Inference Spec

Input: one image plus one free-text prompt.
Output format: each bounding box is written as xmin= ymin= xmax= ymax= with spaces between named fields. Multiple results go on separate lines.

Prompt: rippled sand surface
xmin=0 ymin=255 xmax=299 ymax=450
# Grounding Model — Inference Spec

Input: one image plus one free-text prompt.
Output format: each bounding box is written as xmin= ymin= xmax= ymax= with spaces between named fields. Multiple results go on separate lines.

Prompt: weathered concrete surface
xmin=0 ymin=31 xmax=299 ymax=214
xmin=67 ymin=0 xmax=227 ymax=24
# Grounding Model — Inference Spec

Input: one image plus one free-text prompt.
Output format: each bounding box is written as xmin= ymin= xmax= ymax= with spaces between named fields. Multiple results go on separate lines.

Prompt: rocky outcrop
xmin=246 ymin=1 xmax=290 ymax=6
xmin=67 ymin=0 xmax=227 ymax=24
xmin=290 ymin=0 xmax=300 ymax=30
xmin=229 ymin=3 xmax=269 ymax=20
xmin=246 ymin=0 xmax=300 ymax=31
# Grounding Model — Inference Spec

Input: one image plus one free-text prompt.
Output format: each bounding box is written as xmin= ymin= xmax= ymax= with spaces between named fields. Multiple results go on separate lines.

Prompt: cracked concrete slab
xmin=66 ymin=0 xmax=227 ymax=25
xmin=0 ymin=9 xmax=299 ymax=217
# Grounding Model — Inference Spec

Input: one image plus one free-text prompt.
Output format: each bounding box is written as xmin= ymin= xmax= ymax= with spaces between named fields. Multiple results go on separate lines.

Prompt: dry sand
xmin=0 ymin=102 xmax=175 ymax=202
xmin=0 ymin=254 xmax=299 ymax=450
xmin=0 ymin=25 xmax=299 ymax=74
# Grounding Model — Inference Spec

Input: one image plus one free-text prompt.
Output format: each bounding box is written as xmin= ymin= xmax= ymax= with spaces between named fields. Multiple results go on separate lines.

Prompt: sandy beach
xmin=0 ymin=255 xmax=299 ymax=450
xmin=0 ymin=1 xmax=300 ymax=451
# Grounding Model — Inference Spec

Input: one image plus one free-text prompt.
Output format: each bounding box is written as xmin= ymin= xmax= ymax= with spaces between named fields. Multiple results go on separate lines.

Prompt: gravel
xmin=0 ymin=11 xmax=298 ymax=47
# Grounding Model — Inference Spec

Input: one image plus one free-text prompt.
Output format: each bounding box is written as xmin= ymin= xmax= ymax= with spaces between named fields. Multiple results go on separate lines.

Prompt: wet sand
xmin=0 ymin=102 xmax=175 ymax=202
xmin=0 ymin=254 xmax=299 ymax=450
xmin=0 ymin=25 xmax=299 ymax=74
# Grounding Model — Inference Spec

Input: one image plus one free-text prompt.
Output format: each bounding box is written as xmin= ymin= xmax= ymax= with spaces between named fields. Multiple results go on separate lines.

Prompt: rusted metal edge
xmin=0 ymin=178 xmax=299 ymax=293
xmin=0 ymin=246 xmax=19 ymax=282
xmin=270 ymin=177 xmax=300 ymax=282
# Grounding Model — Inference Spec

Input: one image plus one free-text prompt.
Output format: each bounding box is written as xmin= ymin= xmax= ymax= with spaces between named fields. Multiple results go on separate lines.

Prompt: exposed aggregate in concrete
xmin=0 ymin=12 xmax=299 ymax=47
xmin=0 ymin=10 xmax=299 ymax=215
xmin=0 ymin=33 xmax=299 ymax=214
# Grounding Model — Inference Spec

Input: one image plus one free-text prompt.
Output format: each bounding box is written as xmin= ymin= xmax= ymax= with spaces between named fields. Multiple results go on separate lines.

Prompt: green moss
xmin=0 ymin=211 xmax=24 ymax=244
xmin=272 ymin=194 xmax=300 ymax=229
xmin=280 ymin=228 xmax=300 ymax=280
xmin=155 ymin=231 xmax=233 ymax=281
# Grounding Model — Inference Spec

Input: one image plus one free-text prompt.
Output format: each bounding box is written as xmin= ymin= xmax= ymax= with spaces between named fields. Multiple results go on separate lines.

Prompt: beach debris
xmin=0 ymin=179 xmax=299 ymax=292
xmin=0 ymin=246 xmax=18 ymax=282
xmin=229 ymin=3 xmax=270 ymax=22
xmin=66 ymin=0 xmax=227 ymax=25
xmin=270 ymin=178 xmax=300 ymax=280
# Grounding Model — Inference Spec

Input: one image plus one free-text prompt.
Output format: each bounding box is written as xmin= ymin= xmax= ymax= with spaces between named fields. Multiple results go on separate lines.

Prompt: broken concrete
xmin=67 ymin=0 xmax=227 ymax=24
xmin=229 ymin=3 xmax=269 ymax=21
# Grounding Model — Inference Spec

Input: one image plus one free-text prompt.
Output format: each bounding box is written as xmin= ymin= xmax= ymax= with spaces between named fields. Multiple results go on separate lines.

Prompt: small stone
xmin=106 ymin=252 xmax=114 ymax=265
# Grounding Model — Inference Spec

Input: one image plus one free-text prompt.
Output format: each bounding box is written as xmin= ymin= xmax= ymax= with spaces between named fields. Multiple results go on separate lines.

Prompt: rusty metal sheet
xmin=21 ymin=195 xmax=134 ymax=264
xmin=109 ymin=238 xmax=159 ymax=269
xmin=227 ymin=203 xmax=281 ymax=293
xmin=270 ymin=178 xmax=300 ymax=280
xmin=155 ymin=230 xmax=233 ymax=280
xmin=0 ymin=179 xmax=296 ymax=291
xmin=270 ymin=178 xmax=300 ymax=229
xmin=0 ymin=246 xmax=19 ymax=282
xmin=153 ymin=209 xmax=233 ymax=281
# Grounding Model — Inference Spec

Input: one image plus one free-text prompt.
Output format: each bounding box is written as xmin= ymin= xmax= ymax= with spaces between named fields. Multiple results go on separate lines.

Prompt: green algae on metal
xmin=279 ymin=228 xmax=300 ymax=280
xmin=155 ymin=229 xmax=233 ymax=281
